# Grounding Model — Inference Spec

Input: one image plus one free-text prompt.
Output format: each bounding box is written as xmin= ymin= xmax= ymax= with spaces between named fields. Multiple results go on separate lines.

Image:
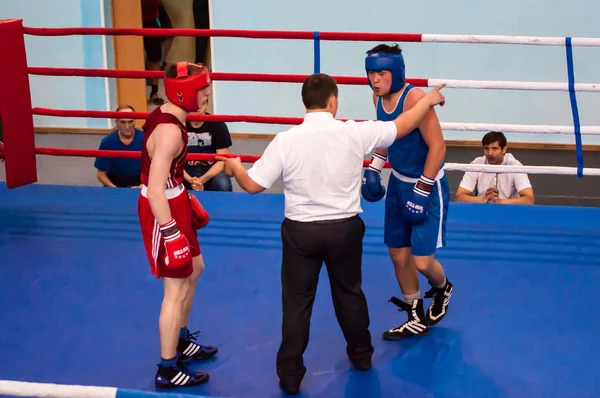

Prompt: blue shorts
xmin=384 ymin=172 xmax=450 ymax=256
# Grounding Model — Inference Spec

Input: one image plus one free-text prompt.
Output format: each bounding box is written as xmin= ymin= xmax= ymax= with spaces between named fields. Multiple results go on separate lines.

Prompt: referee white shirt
xmin=247 ymin=112 xmax=397 ymax=222
xmin=459 ymin=153 xmax=532 ymax=200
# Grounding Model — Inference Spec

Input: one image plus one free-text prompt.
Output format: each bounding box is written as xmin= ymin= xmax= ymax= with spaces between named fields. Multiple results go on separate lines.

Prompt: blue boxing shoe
xmin=177 ymin=329 xmax=219 ymax=361
xmin=155 ymin=361 xmax=209 ymax=389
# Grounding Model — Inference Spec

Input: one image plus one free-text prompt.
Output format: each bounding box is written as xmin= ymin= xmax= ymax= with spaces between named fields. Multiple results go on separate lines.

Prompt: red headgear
xmin=164 ymin=62 xmax=211 ymax=112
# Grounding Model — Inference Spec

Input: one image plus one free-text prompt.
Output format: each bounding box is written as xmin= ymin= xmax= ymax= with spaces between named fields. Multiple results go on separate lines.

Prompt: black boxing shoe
xmin=383 ymin=297 xmax=429 ymax=340
xmin=177 ymin=330 xmax=218 ymax=361
xmin=424 ymin=279 xmax=454 ymax=326
xmin=155 ymin=362 xmax=209 ymax=389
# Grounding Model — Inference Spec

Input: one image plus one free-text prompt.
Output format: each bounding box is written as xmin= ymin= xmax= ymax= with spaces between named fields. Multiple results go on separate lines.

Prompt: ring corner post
xmin=0 ymin=19 xmax=37 ymax=188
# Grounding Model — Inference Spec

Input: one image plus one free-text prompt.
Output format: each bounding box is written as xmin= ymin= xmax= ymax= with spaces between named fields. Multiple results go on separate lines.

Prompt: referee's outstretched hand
xmin=426 ymin=83 xmax=446 ymax=107
xmin=215 ymin=155 xmax=241 ymax=177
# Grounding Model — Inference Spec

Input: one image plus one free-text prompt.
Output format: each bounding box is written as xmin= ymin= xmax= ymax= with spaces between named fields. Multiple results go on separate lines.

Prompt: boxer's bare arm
xmin=371 ymin=93 xmax=389 ymax=158
xmin=403 ymin=86 xmax=446 ymax=180
xmin=392 ymin=84 xmax=445 ymax=141
xmin=146 ymin=124 xmax=184 ymax=225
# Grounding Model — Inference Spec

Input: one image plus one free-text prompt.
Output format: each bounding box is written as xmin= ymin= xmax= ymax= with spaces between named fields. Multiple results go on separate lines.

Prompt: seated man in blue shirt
xmin=183 ymin=100 xmax=233 ymax=191
xmin=94 ymin=105 xmax=144 ymax=187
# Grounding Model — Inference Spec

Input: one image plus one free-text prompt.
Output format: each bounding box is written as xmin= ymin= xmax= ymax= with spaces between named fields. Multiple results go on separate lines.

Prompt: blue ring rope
xmin=565 ymin=37 xmax=584 ymax=178
xmin=313 ymin=31 xmax=321 ymax=73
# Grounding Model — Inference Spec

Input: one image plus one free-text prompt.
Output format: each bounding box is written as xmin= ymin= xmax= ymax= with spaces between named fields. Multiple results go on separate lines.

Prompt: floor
xmin=1 ymin=183 xmax=599 ymax=398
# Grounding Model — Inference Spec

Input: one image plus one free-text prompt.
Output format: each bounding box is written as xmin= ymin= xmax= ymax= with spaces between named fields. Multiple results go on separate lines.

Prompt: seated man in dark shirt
xmin=94 ymin=105 xmax=143 ymax=187
xmin=184 ymin=100 xmax=233 ymax=191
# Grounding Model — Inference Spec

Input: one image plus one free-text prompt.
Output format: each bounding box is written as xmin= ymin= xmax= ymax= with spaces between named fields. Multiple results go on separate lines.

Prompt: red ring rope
xmin=27 ymin=148 xmax=384 ymax=168
xmin=36 ymin=148 xmax=259 ymax=162
xmin=22 ymin=27 xmax=423 ymax=42
xmin=26 ymin=67 xmax=429 ymax=87
xmin=32 ymin=108 xmax=305 ymax=125
xmin=20 ymin=26 xmax=600 ymax=47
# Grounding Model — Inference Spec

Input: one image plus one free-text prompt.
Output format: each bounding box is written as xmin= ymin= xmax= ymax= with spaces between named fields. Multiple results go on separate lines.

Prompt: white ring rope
xmin=0 ymin=380 xmax=211 ymax=398
xmin=421 ymin=34 xmax=600 ymax=47
xmin=440 ymin=122 xmax=600 ymax=135
xmin=0 ymin=380 xmax=117 ymax=398
xmin=427 ymin=78 xmax=600 ymax=92
xmin=443 ymin=163 xmax=600 ymax=176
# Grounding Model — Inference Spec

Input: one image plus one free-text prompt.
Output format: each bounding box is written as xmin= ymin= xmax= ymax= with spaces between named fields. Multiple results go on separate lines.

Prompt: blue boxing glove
xmin=361 ymin=153 xmax=387 ymax=202
xmin=403 ymin=175 xmax=435 ymax=223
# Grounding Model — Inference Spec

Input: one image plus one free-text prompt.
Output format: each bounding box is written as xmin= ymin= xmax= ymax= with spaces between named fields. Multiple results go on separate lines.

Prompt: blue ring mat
xmin=1 ymin=183 xmax=599 ymax=398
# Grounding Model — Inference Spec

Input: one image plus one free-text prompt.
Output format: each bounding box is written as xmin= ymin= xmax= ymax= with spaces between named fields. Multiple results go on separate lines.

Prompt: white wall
xmin=2 ymin=0 xmax=598 ymax=145
xmin=210 ymin=0 xmax=600 ymax=145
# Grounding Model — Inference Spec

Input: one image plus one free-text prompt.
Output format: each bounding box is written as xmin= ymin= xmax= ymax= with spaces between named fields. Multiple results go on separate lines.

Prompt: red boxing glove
xmin=160 ymin=219 xmax=191 ymax=269
xmin=189 ymin=194 xmax=209 ymax=230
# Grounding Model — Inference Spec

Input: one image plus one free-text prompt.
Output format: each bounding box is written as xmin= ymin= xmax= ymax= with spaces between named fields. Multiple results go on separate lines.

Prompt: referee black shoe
xmin=155 ymin=362 xmax=209 ymax=389
xmin=382 ymin=297 xmax=429 ymax=340
xmin=424 ymin=279 xmax=454 ymax=326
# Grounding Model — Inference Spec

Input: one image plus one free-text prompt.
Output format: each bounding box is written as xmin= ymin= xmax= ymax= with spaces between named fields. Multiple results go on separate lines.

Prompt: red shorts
xmin=137 ymin=184 xmax=201 ymax=279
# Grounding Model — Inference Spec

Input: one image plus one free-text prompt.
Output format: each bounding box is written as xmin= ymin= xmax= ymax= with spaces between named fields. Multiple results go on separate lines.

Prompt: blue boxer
xmin=368 ymin=84 xmax=450 ymax=255
xmin=362 ymin=44 xmax=454 ymax=341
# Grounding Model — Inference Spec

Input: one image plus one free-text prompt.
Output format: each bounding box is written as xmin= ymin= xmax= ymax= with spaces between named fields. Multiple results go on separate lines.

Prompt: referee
xmin=217 ymin=73 xmax=445 ymax=394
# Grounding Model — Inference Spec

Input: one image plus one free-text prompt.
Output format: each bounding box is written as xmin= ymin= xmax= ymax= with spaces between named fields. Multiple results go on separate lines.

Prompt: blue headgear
xmin=365 ymin=52 xmax=406 ymax=94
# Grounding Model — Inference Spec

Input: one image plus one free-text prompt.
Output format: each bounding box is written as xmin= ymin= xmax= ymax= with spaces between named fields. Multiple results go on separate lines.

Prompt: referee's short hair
xmin=301 ymin=73 xmax=339 ymax=110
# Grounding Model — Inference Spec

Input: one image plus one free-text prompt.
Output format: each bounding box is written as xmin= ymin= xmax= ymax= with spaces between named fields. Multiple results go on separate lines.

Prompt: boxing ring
xmin=1 ymin=19 xmax=600 ymax=398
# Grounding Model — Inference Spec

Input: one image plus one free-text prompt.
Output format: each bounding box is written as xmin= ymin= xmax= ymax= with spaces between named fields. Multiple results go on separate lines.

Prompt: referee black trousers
xmin=276 ymin=215 xmax=374 ymax=387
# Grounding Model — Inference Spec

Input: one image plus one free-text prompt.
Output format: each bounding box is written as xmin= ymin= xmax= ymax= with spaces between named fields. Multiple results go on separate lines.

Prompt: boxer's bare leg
xmin=412 ymin=255 xmax=446 ymax=287
xmin=181 ymin=255 xmax=204 ymax=328
xmin=390 ymin=247 xmax=419 ymax=299
xmin=156 ymin=273 xmax=209 ymax=389
xmin=176 ymin=254 xmax=218 ymax=362
xmin=160 ymin=277 xmax=190 ymax=360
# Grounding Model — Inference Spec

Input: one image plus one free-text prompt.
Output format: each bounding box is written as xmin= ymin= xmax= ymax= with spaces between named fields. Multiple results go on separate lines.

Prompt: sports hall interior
xmin=0 ymin=1 xmax=599 ymax=398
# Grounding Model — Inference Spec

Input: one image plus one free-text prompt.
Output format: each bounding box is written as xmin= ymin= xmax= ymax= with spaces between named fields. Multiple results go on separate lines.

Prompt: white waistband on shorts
xmin=140 ymin=184 xmax=185 ymax=199
xmin=391 ymin=168 xmax=445 ymax=183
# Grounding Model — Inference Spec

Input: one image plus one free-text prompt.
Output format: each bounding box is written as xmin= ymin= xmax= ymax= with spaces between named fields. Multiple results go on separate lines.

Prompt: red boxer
xmin=137 ymin=61 xmax=217 ymax=389
xmin=137 ymin=62 xmax=211 ymax=279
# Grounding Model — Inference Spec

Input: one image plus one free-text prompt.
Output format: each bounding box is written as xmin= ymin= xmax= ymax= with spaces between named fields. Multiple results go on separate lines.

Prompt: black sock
xmin=151 ymin=84 xmax=158 ymax=96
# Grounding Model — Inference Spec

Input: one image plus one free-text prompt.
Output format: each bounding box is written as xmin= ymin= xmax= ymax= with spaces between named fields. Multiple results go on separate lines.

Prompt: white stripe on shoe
xmin=171 ymin=371 xmax=190 ymax=386
xmin=182 ymin=343 xmax=201 ymax=357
